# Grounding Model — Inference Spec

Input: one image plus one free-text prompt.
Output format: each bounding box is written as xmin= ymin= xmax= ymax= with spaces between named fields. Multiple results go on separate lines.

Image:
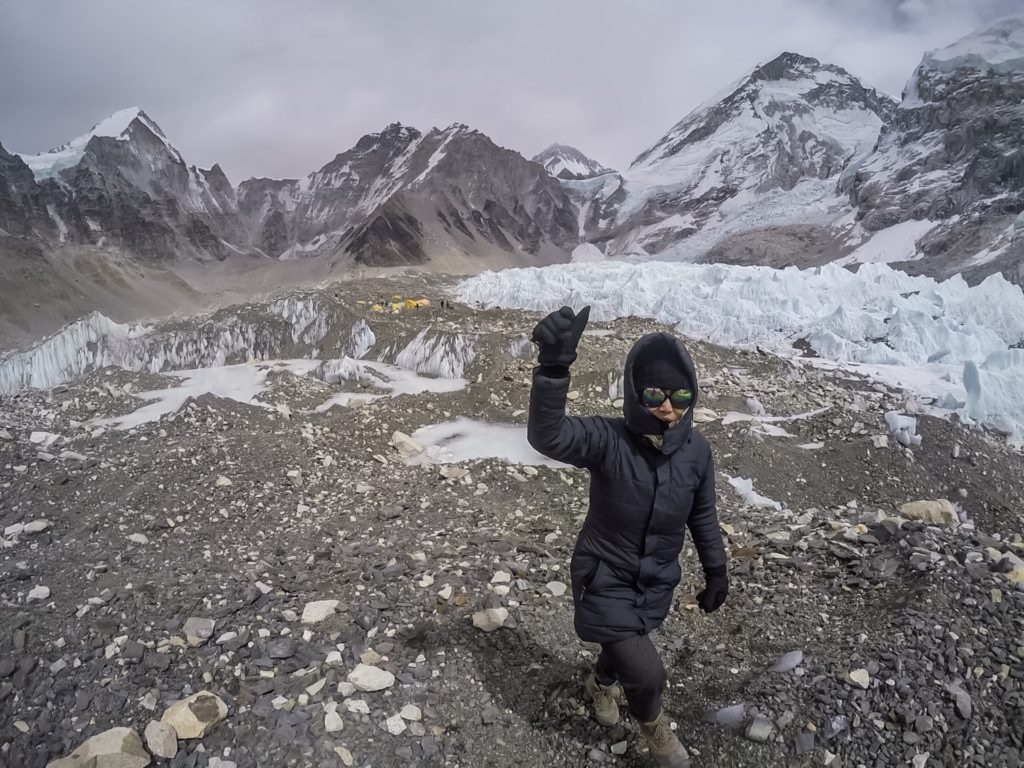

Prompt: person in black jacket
xmin=527 ymin=305 xmax=728 ymax=767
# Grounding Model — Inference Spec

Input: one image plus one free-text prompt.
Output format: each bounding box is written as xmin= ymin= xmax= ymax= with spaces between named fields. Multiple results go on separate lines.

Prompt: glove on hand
xmin=531 ymin=305 xmax=591 ymax=369
xmin=696 ymin=566 xmax=728 ymax=613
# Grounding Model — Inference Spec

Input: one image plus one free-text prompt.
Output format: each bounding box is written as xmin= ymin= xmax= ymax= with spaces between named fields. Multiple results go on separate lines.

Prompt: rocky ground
xmin=1 ymin=276 xmax=1023 ymax=768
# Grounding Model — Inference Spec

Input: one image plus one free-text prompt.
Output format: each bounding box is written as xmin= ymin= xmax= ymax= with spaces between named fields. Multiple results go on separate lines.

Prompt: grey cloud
xmin=0 ymin=0 xmax=1013 ymax=181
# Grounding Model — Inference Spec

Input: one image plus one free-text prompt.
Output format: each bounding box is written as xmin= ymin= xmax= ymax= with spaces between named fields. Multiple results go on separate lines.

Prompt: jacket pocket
xmin=581 ymin=559 xmax=611 ymax=598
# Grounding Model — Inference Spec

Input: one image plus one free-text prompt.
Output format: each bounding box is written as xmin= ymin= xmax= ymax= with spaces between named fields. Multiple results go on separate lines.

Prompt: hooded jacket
xmin=527 ymin=332 xmax=726 ymax=644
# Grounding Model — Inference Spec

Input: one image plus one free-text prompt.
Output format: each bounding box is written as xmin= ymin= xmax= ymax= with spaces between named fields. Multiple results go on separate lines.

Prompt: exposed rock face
xmin=848 ymin=16 xmax=1024 ymax=283
xmin=5 ymin=108 xmax=242 ymax=261
xmin=237 ymin=123 xmax=579 ymax=267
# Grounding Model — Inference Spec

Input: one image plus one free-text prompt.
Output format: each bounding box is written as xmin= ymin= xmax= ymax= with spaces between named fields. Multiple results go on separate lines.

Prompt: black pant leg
xmin=596 ymin=634 xmax=665 ymax=722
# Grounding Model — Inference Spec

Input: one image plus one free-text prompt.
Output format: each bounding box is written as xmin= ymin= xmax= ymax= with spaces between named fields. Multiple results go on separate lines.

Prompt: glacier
xmin=0 ymin=295 xmax=354 ymax=394
xmin=457 ymin=261 xmax=1024 ymax=440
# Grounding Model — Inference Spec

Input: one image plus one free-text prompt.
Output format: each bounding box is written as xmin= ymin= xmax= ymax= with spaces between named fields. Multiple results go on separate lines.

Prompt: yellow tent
xmin=414 ymin=298 xmax=432 ymax=308
xmin=371 ymin=304 xmax=384 ymax=312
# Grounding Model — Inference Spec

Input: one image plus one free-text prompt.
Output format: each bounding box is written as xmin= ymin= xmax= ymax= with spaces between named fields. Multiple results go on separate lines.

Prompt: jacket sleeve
xmin=687 ymin=449 xmax=727 ymax=572
xmin=527 ymin=367 xmax=613 ymax=470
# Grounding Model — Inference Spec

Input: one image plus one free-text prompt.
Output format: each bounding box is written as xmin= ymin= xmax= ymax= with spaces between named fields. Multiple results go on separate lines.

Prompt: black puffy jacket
xmin=527 ymin=332 xmax=726 ymax=644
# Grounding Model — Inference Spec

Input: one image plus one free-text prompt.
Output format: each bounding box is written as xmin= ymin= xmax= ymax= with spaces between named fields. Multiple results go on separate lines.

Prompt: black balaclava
xmin=632 ymin=349 xmax=690 ymax=392
xmin=623 ymin=333 xmax=698 ymax=450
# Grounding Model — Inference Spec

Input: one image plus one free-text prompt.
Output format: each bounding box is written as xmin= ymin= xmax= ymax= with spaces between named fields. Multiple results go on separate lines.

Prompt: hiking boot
xmin=583 ymin=674 xmax=621 ymax=726
xmin=640 ymin=711 xmax=690 ymax=767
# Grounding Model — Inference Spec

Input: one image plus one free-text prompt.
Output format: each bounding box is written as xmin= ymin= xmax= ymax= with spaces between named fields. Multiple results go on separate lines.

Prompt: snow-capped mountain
xmin=3 ymin=15 xmax=1024 ymax=300
xmin=848 ymin=15 xmax=1024 ymax=283
xmin=531 ymin=143 xmax=614 ymax=180
xmin=586 ymin=53 xmax=896 ymax=261
xmin=238 ymin=123 xmax=578 ymax=267
xmin=1 ymin=107 xmax=242 ymax=259
xmin=1 ymin=111 xmax=577 ymax=270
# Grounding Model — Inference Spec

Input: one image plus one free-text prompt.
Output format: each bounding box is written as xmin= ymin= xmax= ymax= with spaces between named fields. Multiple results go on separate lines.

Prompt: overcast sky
xmin=0 ymin=0 xmax=1017 ymax=182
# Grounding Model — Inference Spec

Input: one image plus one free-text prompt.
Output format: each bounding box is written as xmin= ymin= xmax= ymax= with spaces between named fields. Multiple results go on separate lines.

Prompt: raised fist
xmin=531 ymin=305 xmax=591 ymax=368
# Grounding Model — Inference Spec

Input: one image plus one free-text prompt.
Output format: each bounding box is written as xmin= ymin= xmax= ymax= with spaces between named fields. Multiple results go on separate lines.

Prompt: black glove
xmin=531 ymin=305 xmax=591 ymax=370
xmin=696 ymin=566 xmax=728 ymax=613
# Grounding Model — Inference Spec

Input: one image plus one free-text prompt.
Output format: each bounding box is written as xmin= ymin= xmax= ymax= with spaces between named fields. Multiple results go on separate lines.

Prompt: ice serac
xmin=588 ymin=53 xmax=894 ymax=264
xmin=0 ymin=294 xmax=367 ymax=393
xmin=850 ymin=15 xmax=1024 ymax=284
xmin=457 ymin=260 xmax=1024 ymax=438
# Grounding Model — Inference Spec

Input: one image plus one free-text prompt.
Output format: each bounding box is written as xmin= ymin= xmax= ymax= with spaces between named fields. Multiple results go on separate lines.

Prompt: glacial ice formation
xmin=458 ymin=261 xmax=1024 ymax=439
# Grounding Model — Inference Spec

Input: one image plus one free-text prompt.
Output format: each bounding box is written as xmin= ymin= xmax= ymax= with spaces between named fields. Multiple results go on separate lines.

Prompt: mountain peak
xmin=532 ymin=143 xmax=613 ymax=180
xmin=920 ymin=14 xmax=1024 ymax=75
xmin=14 ymin=106 xmax=175 ymax=180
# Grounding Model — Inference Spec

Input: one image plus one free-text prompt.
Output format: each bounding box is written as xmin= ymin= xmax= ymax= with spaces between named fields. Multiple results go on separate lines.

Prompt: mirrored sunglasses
xmin=641 ymin=387 xmax=694 ymax=408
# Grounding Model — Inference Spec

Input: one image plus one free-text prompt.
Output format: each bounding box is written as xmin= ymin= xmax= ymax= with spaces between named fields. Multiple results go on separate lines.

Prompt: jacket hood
xmin=622 ymin=332 xmax=698 ymax=454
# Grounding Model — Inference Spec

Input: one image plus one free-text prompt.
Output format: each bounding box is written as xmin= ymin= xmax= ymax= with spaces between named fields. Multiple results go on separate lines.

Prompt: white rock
xmin=391 ymin=431 xmax=424 ymax=459
xmin=437 ymin=585 xmax=453 ymax=601
xmin=59 ymin=450 xmax=89 ymax=462
xmin=301 ymin=600 xmax=340 ymax=624
xmin=899 ymin=499 xmax=958 ymax=527
xmin=215 ymin=631 xmax=237 ymax=645
xmin=144 ymin=719 xmax=178 ymax=759
xmin=348 ymin=664 xmax=395 ymax=692
xmin=334 ymin=745 xmax=354 ymax=766
xmin=161 ymin=691 xmax=228 ymax=739
xmin=399 ymin=704 xmax=422 ymax=721
xmin=214 ymin=475 xmax=232 ymax=487
xmin=912 ymin=753 xmax=930 ymax=768
xmin=693 ymin=407 xmax=720 ymax=424
xmin=472 ymin=607 xmax=508 ymax=632
xmin=28 ymin=585 xmax=50 ymax=601
xmin=182 ymin=617 xmax=216 ymax=647
xmin=208 ymin=759 xmax=236 ymax=768
xmin=324 ymin=701 xmax=344 ymax=733
xmin=46 ymin=727 xmax=150 ymax=768
xmin=746 ymin=398 xmax=766 ymax=416
xmin=545 ymin=581 xmax=567 ymax=597
xmin=847 ymin=669 xmax=871 ymax=689
xmin=128 ymin=533 xmax=149 ymax=545
xmin=29 ymin=431 xmax=60 ymax=447
xmin=23 ymin=520 xmax=51 ymax=534
xmin=344 ymin=698 xmax=371 ymax=714
xmin=490 ymin=570 xmax=512 ymax=584
xmin=385 ymin=713 xmax=407 ymax=735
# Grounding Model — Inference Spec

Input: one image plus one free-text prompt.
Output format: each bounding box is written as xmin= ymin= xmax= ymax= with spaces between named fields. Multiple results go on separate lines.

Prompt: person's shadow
xmin=461 ymin=621 xmax=691 ymax=767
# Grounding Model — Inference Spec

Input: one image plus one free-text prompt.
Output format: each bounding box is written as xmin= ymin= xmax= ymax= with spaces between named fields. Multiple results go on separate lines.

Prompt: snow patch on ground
xmin=727 ymin=476 xmax=783 ymax=510
xmin=408 ymin=418 xmax=566 ymax=467
xmin=95 ymin=360 xmax=320 ymax=430
xmin=834 ymin=219 xmax=936 ymax=266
